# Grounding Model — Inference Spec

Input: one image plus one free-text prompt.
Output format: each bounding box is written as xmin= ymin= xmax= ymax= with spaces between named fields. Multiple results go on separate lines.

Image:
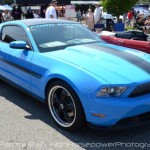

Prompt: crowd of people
xmin=0 ymin=5 xmax=41 ymax=23
xmin=76 ymin=4 xmax=103 ymax=32
xmin=132 ymin=11 xmax=150 ymax=33
xmin=78 ymin=6 xmax=150 ymax=34
xmin=0 ymin=1 xmax=103 ymax=32
xmin=122 ymin=8 xmax=150 ymax=33
xmin=1 ymin=0 xmax=150 ymax=34
xmin=0 ymin=0 xmax=63 ymax=23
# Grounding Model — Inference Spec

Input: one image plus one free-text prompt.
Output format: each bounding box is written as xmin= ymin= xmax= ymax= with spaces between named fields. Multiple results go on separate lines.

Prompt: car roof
xmin=19 ymin=19 xmax=77 ymax=26
xmin=102 ymin=14 xmax=113 ymax=19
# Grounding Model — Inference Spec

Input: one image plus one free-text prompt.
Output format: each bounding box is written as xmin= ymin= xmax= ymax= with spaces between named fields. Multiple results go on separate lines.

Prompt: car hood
xmin=47 ymin=43 xmax=150 ymax=84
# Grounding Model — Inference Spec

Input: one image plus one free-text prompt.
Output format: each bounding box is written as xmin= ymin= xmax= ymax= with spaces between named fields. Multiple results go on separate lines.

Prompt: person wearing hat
xmin=45 ymin=0 xmax=57 ymax=19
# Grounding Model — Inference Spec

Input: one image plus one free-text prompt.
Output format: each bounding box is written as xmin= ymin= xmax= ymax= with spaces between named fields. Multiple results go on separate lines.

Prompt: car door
xmin=0 ymin=25 xmax=33 ymax=91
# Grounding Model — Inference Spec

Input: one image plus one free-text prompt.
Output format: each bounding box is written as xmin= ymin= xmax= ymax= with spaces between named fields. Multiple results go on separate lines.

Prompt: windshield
xmin=30 ymin=23 xmax=104 ymax=52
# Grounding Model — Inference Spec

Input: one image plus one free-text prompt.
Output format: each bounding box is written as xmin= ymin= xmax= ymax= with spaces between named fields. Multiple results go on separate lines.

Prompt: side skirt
xmin=0 ymin=75 xmax=45 ymax=103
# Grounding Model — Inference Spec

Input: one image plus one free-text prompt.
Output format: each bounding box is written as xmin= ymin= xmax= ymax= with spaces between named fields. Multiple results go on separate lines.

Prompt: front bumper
xmin=88 ymin=111 xmax=150 ymax=130
xmin=85 ymin=93 xmax=150 ymax=128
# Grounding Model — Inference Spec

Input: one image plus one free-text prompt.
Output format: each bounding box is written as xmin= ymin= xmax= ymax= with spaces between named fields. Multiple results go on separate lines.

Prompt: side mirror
xmin=9 ymin=41 xmax=30 ymax=49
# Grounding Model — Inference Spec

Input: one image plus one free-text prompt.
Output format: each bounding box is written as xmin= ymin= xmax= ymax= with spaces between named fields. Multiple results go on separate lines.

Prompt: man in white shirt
xmin=94 ymin=4 xmax=102 ymax=24
xmin=45 ymin=0 xmax=57 ymax=19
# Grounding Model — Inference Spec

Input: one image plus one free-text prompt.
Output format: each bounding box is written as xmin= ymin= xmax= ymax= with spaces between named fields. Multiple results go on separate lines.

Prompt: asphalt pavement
xmin=1 ymin=79 xmax=150 ymax=150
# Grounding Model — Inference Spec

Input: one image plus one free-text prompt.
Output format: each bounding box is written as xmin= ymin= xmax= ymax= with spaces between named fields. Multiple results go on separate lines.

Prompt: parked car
xmin=100 ymin=14 xmax=115 ymax=32
xmin=115 ymin=30 xmax=148 ymax=41
xmin=100 ymin=30 xmax=150 ymax=54
xmin=1 ymin=19 xmax=150 ymax=131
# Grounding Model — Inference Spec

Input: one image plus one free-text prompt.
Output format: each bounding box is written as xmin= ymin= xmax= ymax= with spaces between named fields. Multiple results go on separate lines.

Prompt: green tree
xmin=101 ymin=0 xmax=139 ymax=22
xmin=138 ymin=0 xmax=150 ymax=3
xmin=3 ymin=0 xmax=14 ymax=5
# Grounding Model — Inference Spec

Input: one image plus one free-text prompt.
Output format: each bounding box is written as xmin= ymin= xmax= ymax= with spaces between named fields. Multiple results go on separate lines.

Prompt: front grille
xmin=129 ymin=82 xmax=150 ymax=97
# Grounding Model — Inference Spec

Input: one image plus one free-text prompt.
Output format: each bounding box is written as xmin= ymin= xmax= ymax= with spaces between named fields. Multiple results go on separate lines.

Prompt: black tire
xmin=47 ymin=80 xmax=86 ymax=131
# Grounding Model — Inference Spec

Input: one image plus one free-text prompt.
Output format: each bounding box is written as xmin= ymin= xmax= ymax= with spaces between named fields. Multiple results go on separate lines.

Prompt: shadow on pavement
xmin=1 ymin=80 xmax=150 ymax=150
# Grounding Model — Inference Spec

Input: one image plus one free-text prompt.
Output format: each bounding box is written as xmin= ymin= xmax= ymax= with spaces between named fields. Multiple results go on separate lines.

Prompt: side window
xmin=1 ymin=26 xmax=27 ymax=43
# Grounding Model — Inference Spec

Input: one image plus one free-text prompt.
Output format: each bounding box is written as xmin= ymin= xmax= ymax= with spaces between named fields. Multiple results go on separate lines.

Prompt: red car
xmin=100 ymin=31 xmax=150 ymax=54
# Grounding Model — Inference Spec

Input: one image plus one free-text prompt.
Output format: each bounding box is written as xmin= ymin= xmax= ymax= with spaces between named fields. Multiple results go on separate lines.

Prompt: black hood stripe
xmin=86 ymin=43 xmax=150 ymax=75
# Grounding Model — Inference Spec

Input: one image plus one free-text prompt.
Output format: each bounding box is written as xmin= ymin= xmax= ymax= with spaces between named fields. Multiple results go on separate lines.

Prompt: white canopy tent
xmin=0 ymin=5 xmax=13 ymax=11
xmin=71 ymin=1 xmax=100 ymax=5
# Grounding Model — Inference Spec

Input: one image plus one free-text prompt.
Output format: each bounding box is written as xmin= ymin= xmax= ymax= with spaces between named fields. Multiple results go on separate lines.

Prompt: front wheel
xmin=47 ymin=80 xmax=86 ymax=131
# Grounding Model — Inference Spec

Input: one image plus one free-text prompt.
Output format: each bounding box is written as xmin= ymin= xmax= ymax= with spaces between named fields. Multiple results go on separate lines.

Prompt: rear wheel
xmin=47 ymin=80 xmax=85 ymax=130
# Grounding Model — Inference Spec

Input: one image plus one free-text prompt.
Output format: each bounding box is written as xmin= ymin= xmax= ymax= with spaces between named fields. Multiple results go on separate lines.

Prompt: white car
xmin=101 ymin=13 xmax=114 ymax=20
xmin=102 ymin=13 xmax=122 ymax=23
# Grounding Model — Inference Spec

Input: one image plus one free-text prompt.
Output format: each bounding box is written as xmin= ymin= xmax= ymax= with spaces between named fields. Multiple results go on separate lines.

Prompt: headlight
xmin=96 ymin=86 xmax=127 ymax=97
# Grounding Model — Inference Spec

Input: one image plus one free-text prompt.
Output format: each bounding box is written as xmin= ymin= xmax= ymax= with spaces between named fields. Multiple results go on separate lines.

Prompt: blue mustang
xmin=1 ymin=19 xmax=150 ymax=130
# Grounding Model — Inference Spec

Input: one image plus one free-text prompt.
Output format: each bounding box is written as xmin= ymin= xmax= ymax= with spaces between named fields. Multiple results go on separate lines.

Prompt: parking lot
xmin=1 ymin=80 xmax=150 ymax=150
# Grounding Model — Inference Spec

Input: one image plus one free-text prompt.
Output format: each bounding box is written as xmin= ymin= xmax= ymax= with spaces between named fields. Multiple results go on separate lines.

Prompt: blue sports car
xmin=1 ymin=19 xmax=150 ymax=131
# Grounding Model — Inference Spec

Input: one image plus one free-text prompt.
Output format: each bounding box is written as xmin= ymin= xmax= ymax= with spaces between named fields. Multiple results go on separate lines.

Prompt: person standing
xmin=25 ymin=7 xmax=34 ymax=19
xmin=33 ymin=11 xmax=40 ymax=18
xmin=41 ymin=5 xmax=47 ymax=18
xmin=12 ymin=5 xmax=22 ymax=20
xmin=127 ymin=10 xmax=133 ymax=27
xmin=85 ymin=9 xmax=94 ymax=31
xmin=45 ymin=0 xmax=57 ymax=19
xmin=2 ymin=9 xmax=13 ymax=22
xmin=76 ymin=9 xmax=82 ymax=22
xmin=123 ymin=13 xmax=127 ymax=24
xmin=94 ymin=4 xmax=102 ymax=24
